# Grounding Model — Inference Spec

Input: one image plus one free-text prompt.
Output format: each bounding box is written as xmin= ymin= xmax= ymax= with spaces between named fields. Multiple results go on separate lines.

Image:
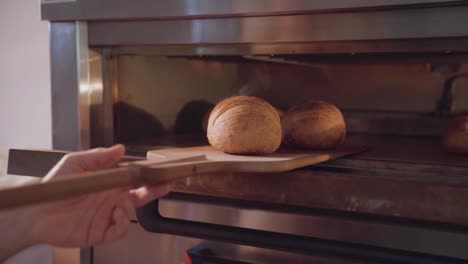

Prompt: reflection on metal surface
xmin=158 ymin=199 xmax=468 ymax=259
xmin=101 ymin=50 xmax=117 ymax=146
xmin=186 ymin=241 xmax=364 ymax=264
xmin=94 ymin=223 xmax=200 ymax=264
xmin=95 ymin=197 xmax=468 ymax=264
xmin=88 ymin=6 xmax=468 ymax=46
xmin=50 ymin=22 xmax=88 ymax=151
xmin=77 ymin=22 xmax=90 ymax=150
xmin=116 ymin=56 xmax=235 ymax=131
xmin=50 ymin=21 xmax=93 ymax=264
xmin=50 ymin=22 xmax=91 ymax=151
xmin=88 ymin=49 xmax=108 ymax=148
xmin=41 ymin=0 xmax=467 ymax=21
xmin=115 ymin=56 xmax=468 ymax=116
xmin=79 ymin=83 xmax=102 ymax=98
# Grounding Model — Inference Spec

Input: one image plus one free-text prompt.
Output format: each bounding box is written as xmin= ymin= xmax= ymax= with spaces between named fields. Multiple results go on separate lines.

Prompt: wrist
xmin=23 ymin=205 xmax=43 ymax=246
xmin=0 ymin=206 xmax=39 ymax=261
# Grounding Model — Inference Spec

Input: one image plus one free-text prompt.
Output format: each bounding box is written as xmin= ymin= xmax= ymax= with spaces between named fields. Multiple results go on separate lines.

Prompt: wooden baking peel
xmin=0 ymin=146 xmax=365 ymax=210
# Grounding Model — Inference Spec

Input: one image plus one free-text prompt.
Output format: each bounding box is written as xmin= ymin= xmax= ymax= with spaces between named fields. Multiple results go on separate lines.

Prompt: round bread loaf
xmin=441 ymin=115 xmax=468 ymax=154
xmin=202 ymin=107 xmax=213 ymax=133
xmin=282 ymin=100 xmax=346 ymax=149
xmin=207 ymin=96 xmax=282 ymax=154
xmin=204 ymin=105 xmax=282 ymax=134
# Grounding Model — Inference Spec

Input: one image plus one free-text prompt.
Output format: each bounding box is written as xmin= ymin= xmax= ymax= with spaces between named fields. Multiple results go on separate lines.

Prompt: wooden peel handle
xmin=0 ymin=158 xmax=216 ymax=211
xmin=0 ymin=167 xmax=132 ymax=211
xmin=0 ymin=154 xmax=208 ymax=211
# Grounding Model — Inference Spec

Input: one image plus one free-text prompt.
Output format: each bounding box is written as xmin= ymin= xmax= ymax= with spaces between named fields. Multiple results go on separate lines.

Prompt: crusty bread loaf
xmin=207 ymin=96 xmax=282 ymax=154
xmin=204 ymin=104 xmax=283 ymax=133
xmin=202 ymin=107 xmax=213 ymax=133
xmin=282 ymin=100 xmax=346 ymax=149
xmin=441 ymin=115 xmax=468 ymax=154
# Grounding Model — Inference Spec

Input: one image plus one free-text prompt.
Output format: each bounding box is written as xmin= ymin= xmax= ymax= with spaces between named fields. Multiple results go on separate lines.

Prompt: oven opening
xmin=88 ymin=51 xmax=468 ymax=263
xmin=104 ymin=53 xmax=468 ymax=171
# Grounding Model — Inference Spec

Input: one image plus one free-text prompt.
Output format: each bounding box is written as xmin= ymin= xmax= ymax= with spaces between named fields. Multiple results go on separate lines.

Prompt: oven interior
xmin=100 ymin=53 xmax=468 ymax=150
xmin=87 ymin=50 xmax=468 ymax=263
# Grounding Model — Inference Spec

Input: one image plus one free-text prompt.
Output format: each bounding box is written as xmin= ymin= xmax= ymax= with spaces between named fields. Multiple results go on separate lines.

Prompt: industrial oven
xmin=7 ymin=1 xmax=468 ymax=263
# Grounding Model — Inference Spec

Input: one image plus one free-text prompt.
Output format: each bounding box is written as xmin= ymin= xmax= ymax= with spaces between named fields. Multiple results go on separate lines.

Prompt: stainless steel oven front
xmin=32 ymin=1 xmax=468 ymax=263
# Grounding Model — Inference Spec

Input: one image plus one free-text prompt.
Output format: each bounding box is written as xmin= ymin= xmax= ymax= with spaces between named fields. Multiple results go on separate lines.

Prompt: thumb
xmin=69 ymin=144 xmax=126 ymax=171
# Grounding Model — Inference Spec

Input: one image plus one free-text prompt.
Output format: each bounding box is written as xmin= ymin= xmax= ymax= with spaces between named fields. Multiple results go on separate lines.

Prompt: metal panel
xmin=94 ymin=198 xmax=468 ymax=264
xmin=40 ymin=0 xmax=466 ymax=21
xmin=50 ymin=22 xmax=79 ymax=150
xmin=114 ymin=57 xmax=468 ymax=117
xmin=110 ymin=40 xmax=468 ymax=56
xmin=50 ymin=22 xmax=91 ymax=151
xmin=99 ymin=51 xmax=117 ymax=147
xmin=88 ymin=49 xmax=115 ymax=148
xmin=77 ymin=23 xmax=91 ymax=150
xmin=88 ymin=6 xmax=468 ymax=47
xmin=186 ymin=241 xmax=363 ymax=264
xmin=50 ymin=22 xmax=93 ymax=264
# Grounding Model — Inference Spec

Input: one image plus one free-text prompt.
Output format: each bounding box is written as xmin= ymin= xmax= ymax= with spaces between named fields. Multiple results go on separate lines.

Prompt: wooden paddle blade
xmin=138 ymin=146 xmax=367 ymax=183
xmin=146 ymin=146 xmax=367 ymax=174
xmin=266 ymin=146 xmax=368 ymax=172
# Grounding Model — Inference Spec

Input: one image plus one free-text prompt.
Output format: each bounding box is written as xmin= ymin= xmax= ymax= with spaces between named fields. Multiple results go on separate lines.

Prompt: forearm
xmin=0 ymin=206 xmax=37 ymax=262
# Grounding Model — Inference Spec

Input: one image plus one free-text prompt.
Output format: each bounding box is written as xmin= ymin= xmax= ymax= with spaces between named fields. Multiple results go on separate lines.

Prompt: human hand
xmin=29 ymin=145 xmax=173 ymax=247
